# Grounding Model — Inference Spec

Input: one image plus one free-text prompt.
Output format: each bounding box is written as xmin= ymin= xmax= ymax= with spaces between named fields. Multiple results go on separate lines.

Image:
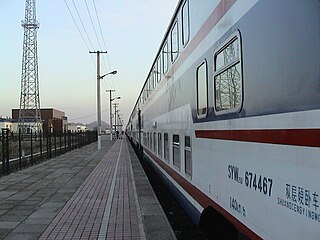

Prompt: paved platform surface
xmin=0 ymin=137 xmax=176 ymax=240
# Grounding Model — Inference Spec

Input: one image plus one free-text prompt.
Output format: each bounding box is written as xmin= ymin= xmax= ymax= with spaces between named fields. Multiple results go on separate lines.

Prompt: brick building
xmin=12 ymin=108 xmax=68 ymax=134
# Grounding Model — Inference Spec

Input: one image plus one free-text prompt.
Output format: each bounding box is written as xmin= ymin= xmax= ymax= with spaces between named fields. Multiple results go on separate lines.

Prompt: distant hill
xmin=86 ymin=121 xmax=110 ymax=131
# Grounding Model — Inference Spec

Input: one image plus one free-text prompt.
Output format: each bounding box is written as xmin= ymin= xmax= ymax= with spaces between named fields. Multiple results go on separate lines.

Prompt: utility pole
xmin=89 ymin=50 xmax=107 ymax=150
xmin=113 ymin=103 xmax=119 ymax=138
xmin=106 ymin=89 xmax=115 ymax=140
xmin=19 ymin=0 xmax=41 ymax=135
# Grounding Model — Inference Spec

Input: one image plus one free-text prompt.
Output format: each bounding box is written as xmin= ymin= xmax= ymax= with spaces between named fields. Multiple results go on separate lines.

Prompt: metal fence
xmin=0 ymin=128 xmax=98 ymax=176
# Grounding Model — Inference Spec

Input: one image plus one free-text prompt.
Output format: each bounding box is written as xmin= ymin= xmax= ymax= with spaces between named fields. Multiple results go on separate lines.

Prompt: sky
xmin=0 ymin=0 xmax=179 ymax=126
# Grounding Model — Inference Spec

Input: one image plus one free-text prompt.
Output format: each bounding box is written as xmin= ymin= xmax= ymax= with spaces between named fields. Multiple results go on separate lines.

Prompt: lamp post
xmin=113 ymin=103 xmax=119 ymax=138
xmin=96 ymin=69 xmax=117 ymax=150
xmin=108 ymin=93 xmax=120 ymax=140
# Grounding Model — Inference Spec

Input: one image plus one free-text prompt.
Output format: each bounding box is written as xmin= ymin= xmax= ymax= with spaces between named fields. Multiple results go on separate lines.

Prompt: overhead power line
xmin=63 ymin=0 xmax=115 ymax=89
xmin=71 ymin=0 xmax=95 ymax=50
xmin=85 ymin=0 xmax=102 ymax=51
xmin=63 ymin=0 xmax=91 ymax=52
xmin=92 ymin=0 xmax=115 ymax=89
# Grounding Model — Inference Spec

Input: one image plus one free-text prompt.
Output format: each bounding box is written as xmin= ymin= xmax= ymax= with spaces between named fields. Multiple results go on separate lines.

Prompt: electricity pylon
xmin=18 ymin=0 xmax=42 ymax=134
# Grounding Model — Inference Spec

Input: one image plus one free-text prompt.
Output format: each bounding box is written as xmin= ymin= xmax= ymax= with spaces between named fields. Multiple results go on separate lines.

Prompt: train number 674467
xmin=244 ymin=171 xmax=273 ymax=197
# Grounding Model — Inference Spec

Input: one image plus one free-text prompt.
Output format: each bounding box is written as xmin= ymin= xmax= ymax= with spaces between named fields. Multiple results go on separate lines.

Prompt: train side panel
xmin=127 ymin=0 xmax=320 ymax=239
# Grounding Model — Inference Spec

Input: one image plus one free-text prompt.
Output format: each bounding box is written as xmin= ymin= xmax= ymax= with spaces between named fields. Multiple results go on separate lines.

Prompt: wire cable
xmin=71 ymin=0 xmax=95 ymax=50
xmin=85 ymin=0 xmax=103 ymax=51
xmin=92 ymin=0 xmax=115 ymax=88
xmin=64 ymin=0 xmax=91 ymax=52
xmin=63 ymin=0 xmax=96 ymax=67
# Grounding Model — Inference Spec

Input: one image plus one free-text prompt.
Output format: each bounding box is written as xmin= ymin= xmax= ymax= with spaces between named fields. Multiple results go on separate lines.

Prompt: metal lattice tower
xmin=18 ymin=0 xmax=41 ymax=134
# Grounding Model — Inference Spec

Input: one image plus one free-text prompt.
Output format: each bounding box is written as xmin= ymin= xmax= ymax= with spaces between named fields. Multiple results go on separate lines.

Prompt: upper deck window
xmin=214 ymin=32 xmax=242 ymax=113
xmin=182 ymin=0 xmax=190 ymax=46
xmin=157 ymin=57 xmax=161 ymax=83
xmin=171 ymin=21 xmax=179 ymax=62
xmin=163 ymin=42 xmax=169 ymax=74
xmin=153 ymin=66 xmax=157 ymax=89
xmin=196 ymin=60 xmax=208 ymax=117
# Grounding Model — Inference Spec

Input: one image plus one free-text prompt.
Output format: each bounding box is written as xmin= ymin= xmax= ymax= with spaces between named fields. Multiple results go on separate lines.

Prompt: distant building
xmin=0 ymin=118 xmax=15 ymax=132
xmin=68 ymin=123 xmax=87 ymax=132
xmin=12 ymin=108 xmax=68 ymax=134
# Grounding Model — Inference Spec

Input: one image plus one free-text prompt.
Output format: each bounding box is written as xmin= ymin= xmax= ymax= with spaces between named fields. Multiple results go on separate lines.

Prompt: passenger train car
xmin=126 ymin=0 xmax=320 ymax=239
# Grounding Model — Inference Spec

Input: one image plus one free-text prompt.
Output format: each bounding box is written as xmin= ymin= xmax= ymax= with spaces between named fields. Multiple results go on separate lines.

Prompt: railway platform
xmin=0 ymin=136 xmax=176 ymax=240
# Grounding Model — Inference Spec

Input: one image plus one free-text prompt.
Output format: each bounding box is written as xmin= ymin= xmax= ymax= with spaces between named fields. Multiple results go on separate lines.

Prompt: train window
xmin=173 ymin=134 xmax=180 ymax=169
xmin=214 ymin=32 xmax=242 ymax=113
xmin=149 ymin=132 xmax=152 ymax=149
xmin=196 ymin=60 xmax=208 ymax=117
xmin=163 ymin=42 xmax=169 ymax=74
xmin=153 ymin=66 xmax=157 ymax=89
xmin=164 ymin=133 xmax=169 ymax=162
xmin=153 ymin=132 xmax=157 ymax=152
xmin=143 ymin=132 xmax=147 ymax=146
xmin=158 ymin=133 xmax=162 ymax=158
xmin=150 ymin=74 xmax=155 ymax=90
xmin=171 ymin=21 xmax=179 ymax=62
xmin=146 ymin=81 xmax=150 ymax=99
xmin=182 ymin=0 xmax=190 ymax=46
xmin=157 ymin=57 xmax=161 ymax=83
xmin=143 ymin=89 xmax=146 ymax=103
xmin=185 ymin=136 xmax=192 ymax=176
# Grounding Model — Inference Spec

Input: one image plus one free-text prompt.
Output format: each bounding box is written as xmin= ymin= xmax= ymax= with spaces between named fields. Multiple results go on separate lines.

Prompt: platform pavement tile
xmin=0 ymin=222 xmax=20 ymax=229
xmin=9 ymin=223 xmax=48 ymax=234
xmin=4 ymin=233 xmax=40 ymax=240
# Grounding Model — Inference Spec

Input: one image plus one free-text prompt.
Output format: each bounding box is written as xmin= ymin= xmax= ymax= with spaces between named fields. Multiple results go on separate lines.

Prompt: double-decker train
xmin=126 ymin=0 xmax=320 ymax=239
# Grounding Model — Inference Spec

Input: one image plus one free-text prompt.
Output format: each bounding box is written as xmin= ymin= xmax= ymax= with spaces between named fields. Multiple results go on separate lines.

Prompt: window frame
xmin=164 ymin=133 xmax=169 ymax=162
xmin=158 ymin=132 xmax=162 ymax=158
xmin=182 ymin=0 xmax=190 ymax=47
xmin=172 ymin=134 xmax=181 ymax=170
xmin=163 ymin=41 xmax=169 ymax=74
xmin=171 ymin=20 xmax=179 ymax=63
xmin=196 ymin=60 xmax=208 ymax=118
xmin=153 ymin=132 xmax=157 ymax=152
xmin=156 ymin=56 xmax=161 ymax=83
xmin=213 ymin=31 xmax=243 ymax=114
xmin=184 ymin=135 xmax=192 ymax=177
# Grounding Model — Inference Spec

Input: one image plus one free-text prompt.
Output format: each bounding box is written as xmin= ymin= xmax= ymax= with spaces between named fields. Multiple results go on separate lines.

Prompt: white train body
xmin=126 ymin=1 xmax=320 ymax=239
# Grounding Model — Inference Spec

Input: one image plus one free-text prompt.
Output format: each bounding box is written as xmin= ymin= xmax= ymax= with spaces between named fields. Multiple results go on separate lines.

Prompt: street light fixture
xmin=100 ymin=70 xmax=117 ymax=79
xmin=109 ymin=95 xmax=121 ymax=140
xmin=97 ymin=70 xmax=117 ymax=150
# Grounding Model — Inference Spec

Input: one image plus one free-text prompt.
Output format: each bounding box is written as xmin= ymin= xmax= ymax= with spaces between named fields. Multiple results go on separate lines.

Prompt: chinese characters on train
xmin=277 ymin=184 xmax=320 ymax=223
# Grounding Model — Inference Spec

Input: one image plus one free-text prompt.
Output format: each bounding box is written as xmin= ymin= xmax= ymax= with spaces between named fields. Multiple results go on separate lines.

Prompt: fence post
xmin=40 ymin=131 xmax=43 ymax=162
xmin=1 ymin=128 xmax=10 ymax=175
xmin=54 ymin=131 xmax=57 ymax=157
xmin=78 ymin=131 xmax=81 ymax=148
xmin=2 ymin=129 xmax=5 ymax=175
xmin=19 ymin=128 xmax=22 ymax=170
xmin=59 ymin=132 xmax=62 ymax=155
xmin=47 ymin=129 xmax=51 ymax=159
xmin=30 ymin=129 xmax=33 ymax=166
xmin=46 ymin=130 xmax=49 ymax=159
xmin=68 ymin=131 xmax=71 ymax=152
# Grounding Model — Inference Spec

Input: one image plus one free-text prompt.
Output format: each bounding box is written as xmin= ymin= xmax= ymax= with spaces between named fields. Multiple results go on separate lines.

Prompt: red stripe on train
xmin=144 ymin=149 xmax=262 ymax=240
xmin=195 ymin=129 xmax=320 ymax=147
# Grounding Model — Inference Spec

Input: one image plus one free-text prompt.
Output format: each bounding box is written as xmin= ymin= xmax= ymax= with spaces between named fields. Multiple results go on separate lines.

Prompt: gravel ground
xmin=138 ymin=155 xmax=212 ymax=240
